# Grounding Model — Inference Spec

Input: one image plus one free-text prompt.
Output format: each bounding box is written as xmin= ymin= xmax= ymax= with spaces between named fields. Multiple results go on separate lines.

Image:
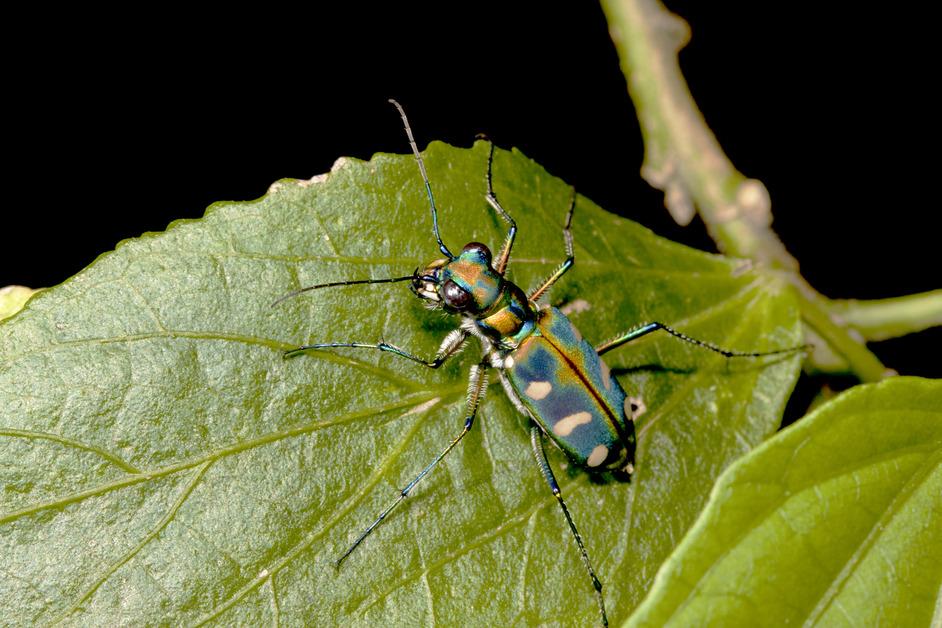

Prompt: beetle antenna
xmin=271 ymin=275 xmax=414 ymax=308
xmin=389 ymin=99 xmax=454 ymax=260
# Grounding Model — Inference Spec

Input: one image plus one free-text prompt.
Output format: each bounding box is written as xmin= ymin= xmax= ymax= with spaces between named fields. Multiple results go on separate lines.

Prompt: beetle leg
xmin=481 ymin=141 xmax=518 ymax=276
xmin=336 ymin=361 xmax=490 ymax=567
xmin=595 ymin=322 xmax=810 ymax=358
xmin=284 ymin=328 xmax=468 ymax=367
xmin=529 ymin=425 xmax=608 ymax=627
xmin=528 ymin=187 xmax=576 ymax=302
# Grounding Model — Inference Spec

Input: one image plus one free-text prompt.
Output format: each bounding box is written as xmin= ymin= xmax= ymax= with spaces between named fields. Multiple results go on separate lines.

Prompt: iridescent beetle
xmin=276 ymin=100 xmax=804 ymax=626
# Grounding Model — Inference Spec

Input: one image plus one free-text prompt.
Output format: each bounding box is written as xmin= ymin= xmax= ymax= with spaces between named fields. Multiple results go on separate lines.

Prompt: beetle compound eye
xmin=442 ymin=279 xmax=472 ymax=310
xmin=462 ymin=242 xmax=492 ymax=263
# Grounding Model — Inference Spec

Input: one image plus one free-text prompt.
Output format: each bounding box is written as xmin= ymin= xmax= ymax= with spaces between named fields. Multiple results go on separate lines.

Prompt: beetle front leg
xmin=284 ymin=328 xmax=468 ymax=368
xmin=482 ymin=141 xmax=518 ymax=276
xmin=528 ymin=187 xmax=576 ymax=302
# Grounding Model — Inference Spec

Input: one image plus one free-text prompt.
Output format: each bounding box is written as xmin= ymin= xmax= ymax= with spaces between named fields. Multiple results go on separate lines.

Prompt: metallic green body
xmin=505 ymin=307 xmax=634 ymax=471
xmin=421 ymin=244 xmax=636 ymax=473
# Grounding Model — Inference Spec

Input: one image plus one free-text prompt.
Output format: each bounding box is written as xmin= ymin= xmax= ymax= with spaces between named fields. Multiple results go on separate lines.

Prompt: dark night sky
xmin=3 ymin=4 xmax=938 ymax=376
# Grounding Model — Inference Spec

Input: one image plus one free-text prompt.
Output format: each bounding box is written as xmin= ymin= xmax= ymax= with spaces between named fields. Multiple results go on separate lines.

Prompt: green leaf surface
xmin=0 ymin=142 xmax=801 ymax=626
xmin=627 ymin=377 xmax=942 ymax=627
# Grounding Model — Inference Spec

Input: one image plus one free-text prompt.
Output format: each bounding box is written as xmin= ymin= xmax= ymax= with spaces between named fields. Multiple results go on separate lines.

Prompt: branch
xmin=599 ymin=0 xmax=792 ymax=266
xmin=599 ymin=0 xmax=900 ymax=382
xmin=829 ymin=290 xmax=942 ymax=341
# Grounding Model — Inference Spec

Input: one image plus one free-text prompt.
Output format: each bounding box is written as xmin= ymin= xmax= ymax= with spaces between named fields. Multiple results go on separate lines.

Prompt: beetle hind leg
xmin=529 ymin=425 xmax=608 ymax=627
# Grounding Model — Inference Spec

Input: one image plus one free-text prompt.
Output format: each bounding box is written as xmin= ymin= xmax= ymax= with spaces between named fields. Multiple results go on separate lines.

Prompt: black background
xmin=4 ymin=4 xmax=938 ymax=378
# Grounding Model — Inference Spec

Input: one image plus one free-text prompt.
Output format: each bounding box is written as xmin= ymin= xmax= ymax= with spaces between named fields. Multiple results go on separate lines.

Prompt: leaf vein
xmin=52 ymin=460 xmax=212 ymax=624
xmin=635 ymin=277 xmax=770 ymax=440
xmin=121 ymin=278 xmax=168 ymax=333
xmin=4 ymin=330 xmax=423 ymax=391
xmin=666 ymin=444 xmax=942 ymax=625
xmin=358 ymin=478 xmax=587 ymax=616
xmin=0 ymin=389 xmax=458 ymax=525
xmin=269 ymin=574 xmax=280 ymax=628
xmin=0 ymin=428 xmax=141 ymax=474
xmin=803 ymin=449 xmax=942 ymax=624
xmin=188 ymin=392 xmax=455 ymax=626
xmin=516 ymin=510 xmax=539 ymax=616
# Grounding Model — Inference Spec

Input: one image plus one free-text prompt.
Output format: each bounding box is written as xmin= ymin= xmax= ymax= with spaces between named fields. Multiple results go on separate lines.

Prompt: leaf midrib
xmin=803 ymin=447 xmax=942 ymax=625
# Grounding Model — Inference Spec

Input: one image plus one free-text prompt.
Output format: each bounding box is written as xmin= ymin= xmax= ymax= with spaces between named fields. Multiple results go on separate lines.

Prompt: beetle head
xmin=411 ymin=242 xmax=501 ymax=314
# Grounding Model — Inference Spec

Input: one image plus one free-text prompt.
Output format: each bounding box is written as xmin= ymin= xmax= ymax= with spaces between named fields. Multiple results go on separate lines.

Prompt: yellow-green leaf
xmin=628 ymin=377 xmax=942 ymax=627
xmin=0 ymin=285 xmax=36 ymax=321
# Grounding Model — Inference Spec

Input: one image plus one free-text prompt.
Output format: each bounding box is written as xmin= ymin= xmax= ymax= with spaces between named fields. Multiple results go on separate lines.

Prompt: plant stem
xmin=600 ymin=0 xmax=792 ymax=266
xmin=600 ymin=0 xmax=900 ymax=382
xmin=829 ymin=290 xmax=942 ymax=341
xmin=796 ymin=288 xmax=891 ymax=380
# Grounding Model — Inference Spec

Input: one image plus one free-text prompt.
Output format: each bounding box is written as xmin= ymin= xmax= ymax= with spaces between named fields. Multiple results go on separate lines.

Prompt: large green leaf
xmin=627 ymin=377 xmax=942 ymax=627
xmin=0 ymin=142 xmax=801 ymax=626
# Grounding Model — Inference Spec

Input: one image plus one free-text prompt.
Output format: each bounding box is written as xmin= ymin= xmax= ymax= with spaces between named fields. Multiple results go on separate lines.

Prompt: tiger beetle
xmin=275 ymin=99 xmax=806 ymax=626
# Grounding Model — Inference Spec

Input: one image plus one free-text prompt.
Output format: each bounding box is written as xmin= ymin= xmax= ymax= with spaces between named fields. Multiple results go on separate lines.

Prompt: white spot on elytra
xmin=553 ymin=412 xmax=592 ymax=436
xmin=586 ymin=444 xmax=608 ymax=467
xmin=525 ymin=381 xmax=552 ymax=400
xmin=504 ymin=355 xmax=515 ymax=369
